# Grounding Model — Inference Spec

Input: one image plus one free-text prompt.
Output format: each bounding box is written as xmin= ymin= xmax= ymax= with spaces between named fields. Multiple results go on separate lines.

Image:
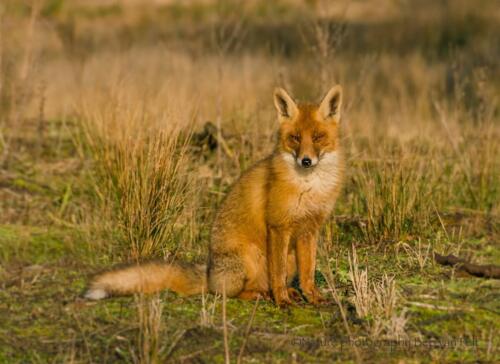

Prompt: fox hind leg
xmin=207 ymin=252 xmax=246 ymax=297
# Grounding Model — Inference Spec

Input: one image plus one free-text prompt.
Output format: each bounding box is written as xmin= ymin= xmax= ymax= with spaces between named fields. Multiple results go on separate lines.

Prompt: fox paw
xmin=287 ymin=287 xmax=304 ymax=302
xmin=302 ymin=287 xmax=327 ymax=305
xmin=273 ymin=291 xmax=293 ymax=308
xmin=238 ymin=290 xmax=271 ymax=301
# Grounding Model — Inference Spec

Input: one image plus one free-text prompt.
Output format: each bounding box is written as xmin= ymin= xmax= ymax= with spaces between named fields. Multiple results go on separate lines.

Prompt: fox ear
xmin=319 ymin=85 xmax=342 ymax=122
xmin=274 ymin=87 xmax=298 ymax=121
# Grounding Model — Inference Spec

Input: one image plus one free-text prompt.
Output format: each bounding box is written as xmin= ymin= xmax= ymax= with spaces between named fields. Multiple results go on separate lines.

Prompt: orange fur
xmin=85 ymin=85 xmax=344 ymax=307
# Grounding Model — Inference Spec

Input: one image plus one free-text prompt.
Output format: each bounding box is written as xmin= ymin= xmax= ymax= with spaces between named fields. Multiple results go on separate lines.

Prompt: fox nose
xmin=301 ymin=156 xmax=312 ymax=168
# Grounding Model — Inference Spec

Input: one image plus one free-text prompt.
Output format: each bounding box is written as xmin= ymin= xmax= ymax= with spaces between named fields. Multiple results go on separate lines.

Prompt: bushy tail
xmin=84 ymin=261 xmax=207 ymax=300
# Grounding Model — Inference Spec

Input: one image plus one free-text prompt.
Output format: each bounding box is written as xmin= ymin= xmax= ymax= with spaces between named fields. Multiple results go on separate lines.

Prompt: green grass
xmin=1 ymin=224 xmax=498 ymax=363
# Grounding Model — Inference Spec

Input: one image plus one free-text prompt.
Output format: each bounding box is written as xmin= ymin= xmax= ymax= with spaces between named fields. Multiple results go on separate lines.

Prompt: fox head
xmin=273 ymin=85 xmax=342 ymax=170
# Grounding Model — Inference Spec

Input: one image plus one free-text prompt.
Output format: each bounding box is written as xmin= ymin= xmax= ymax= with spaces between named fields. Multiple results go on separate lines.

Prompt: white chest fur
xmin=281 ymin=152 xmax=341 ymax=217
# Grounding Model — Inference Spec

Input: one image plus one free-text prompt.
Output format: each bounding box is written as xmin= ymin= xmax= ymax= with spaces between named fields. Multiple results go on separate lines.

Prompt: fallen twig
xmin=433 ymin=253 xmax=500 ymax=279
xmin=164 ymin=329 xmax=187 ymax=360
xmin=406 ymin=301 xmax=474 ymax=312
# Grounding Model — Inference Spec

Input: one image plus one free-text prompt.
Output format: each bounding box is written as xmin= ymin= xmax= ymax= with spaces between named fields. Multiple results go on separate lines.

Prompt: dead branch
xmin=434 ymin=253 xmax=500 ymax=279
xmin=406 ymin=301 xmax=474 ymax=312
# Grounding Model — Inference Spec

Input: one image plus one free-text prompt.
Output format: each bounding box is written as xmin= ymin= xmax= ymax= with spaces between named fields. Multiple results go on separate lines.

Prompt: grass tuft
xmin=77 ymin=98 xmax=192 ymax=259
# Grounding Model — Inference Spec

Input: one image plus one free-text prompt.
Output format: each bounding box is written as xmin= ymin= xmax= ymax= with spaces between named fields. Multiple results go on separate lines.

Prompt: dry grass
xmin=397 ymin=239 xmax=433 ymax=272
xmin=348 ymin=246 xmax=408 ymax=339
xmin=76 ymin=93 xmax=192 ymax=259
xmin=351 ymin=154 xmax=439 ymax=244
xmin=134 ymin=294 xmax=164 ymax=364
xmin=200 ymin=289 xmax=220 ymax=327
xmin=348 ymin=247 xmax=373 ymax=319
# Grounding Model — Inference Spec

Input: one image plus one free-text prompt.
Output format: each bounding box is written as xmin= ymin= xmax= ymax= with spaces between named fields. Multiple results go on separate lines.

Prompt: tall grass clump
xmin=351 ymin=150 xmax=440 ymax=245
xmin=77 ymin=95 xmax=191 ymax=260
xmin=437 ymin=103 xmax=500 ymax=214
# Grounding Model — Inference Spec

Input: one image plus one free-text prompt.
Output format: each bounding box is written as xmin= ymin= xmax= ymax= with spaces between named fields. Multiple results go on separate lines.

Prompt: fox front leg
xmin=296 ymin=232 xmax=326 ymax=305
xmin=268 ymin=227 xmax=292 ymax=307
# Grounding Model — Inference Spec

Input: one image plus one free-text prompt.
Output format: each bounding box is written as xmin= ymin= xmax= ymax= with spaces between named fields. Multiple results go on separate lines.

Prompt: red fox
xmin=85 ymin=85 xmax=344 ymax=307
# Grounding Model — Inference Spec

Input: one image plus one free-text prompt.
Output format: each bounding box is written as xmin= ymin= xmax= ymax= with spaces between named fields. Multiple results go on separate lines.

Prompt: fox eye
xmin=288 ymin=134 xmax=301 ymax=143
xmin=313 ymin=133 xmax=326 ymax=142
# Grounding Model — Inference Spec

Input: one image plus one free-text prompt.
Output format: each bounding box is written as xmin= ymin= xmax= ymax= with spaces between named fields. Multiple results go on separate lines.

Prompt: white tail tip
xmin=84 ymin=288 xmax=108 ymax=300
